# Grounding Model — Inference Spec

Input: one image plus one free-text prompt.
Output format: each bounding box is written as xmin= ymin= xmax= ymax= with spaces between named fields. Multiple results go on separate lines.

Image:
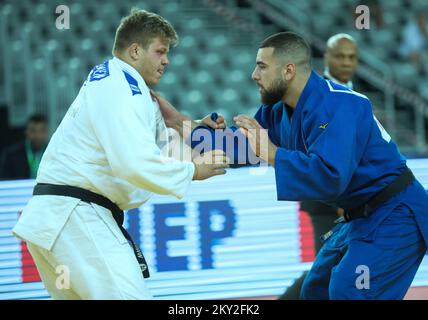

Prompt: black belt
xmin=341 ymin=167 xmax=415 ymax=222
xmin=321 ymin=167 xmax=415 ymax=242
xmin=33 ymin=183 xmax=150 ymax=278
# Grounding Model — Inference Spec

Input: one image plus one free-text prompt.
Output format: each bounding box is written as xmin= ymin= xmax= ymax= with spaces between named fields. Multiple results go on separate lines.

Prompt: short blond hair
xmin=113 ymin=8 xmax=178 ymax=53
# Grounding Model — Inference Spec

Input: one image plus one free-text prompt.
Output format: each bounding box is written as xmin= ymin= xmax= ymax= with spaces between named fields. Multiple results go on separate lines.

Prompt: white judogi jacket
xmin=13 ymin=57 xmax=195 ymax=250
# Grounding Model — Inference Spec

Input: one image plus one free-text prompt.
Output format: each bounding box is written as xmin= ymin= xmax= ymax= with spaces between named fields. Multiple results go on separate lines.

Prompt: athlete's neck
xmin=282 ymin=71 xmax=310 ymax=109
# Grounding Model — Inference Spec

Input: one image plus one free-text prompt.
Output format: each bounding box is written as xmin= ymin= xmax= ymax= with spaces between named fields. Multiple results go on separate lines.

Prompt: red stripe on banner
xmin=20 ymin=241 xmax=41 ymax=283
xmin=298 ymin=205 xmax=315 ymax=262
xmin=17 ymin=211 xmax=41 ymax=283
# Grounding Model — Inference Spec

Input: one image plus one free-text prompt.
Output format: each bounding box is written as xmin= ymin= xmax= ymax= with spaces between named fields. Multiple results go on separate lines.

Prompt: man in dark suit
xmin=279 ymin=33 xmax=358 ymax=299
xmin=0 ymin=114 xmax=49 ymax=180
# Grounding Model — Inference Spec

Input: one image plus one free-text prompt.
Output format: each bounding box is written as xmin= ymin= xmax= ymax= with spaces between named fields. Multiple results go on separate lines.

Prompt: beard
xmin=260 ymin=77 xmax=288 ymax=106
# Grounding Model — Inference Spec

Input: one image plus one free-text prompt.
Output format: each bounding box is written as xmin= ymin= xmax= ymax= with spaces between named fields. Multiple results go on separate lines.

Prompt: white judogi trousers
xmin=26 ymin=201 xmax=152 ymax=300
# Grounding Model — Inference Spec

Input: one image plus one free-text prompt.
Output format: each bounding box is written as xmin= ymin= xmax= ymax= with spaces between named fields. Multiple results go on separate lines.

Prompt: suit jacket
xmin=0 ymin=141 xmax=30 ymax=180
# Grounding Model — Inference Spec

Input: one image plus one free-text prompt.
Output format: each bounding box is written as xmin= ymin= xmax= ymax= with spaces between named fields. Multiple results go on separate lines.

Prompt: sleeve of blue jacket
xmin=274 ymin=97 xmax=373 ymax=202
xmin=253 ymin=103 xmax=283 ymax=146
xmin=188 ymin=112 xmax=272 ymax=167
xmin=188 ymin=125 xmax=255 ymax=167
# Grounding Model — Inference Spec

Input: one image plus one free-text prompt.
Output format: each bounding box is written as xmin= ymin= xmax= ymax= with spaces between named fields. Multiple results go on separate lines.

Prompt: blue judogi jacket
xmin=190 ymin=71 xmax=428 ymax=244
xmin=255 ymin=71 xmax=406 ymax=210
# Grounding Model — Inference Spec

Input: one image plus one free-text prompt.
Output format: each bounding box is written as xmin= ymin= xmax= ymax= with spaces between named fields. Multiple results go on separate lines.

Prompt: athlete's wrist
xmin=192 ymin=162 xmax=199 ymax=180
xmin=268 ymin=144 xmax=278 ymax=167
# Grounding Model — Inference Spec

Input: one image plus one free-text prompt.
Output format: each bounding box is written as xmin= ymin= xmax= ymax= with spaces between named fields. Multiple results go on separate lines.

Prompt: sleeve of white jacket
xmin=85 ymin=83 xmax=195 ymax=199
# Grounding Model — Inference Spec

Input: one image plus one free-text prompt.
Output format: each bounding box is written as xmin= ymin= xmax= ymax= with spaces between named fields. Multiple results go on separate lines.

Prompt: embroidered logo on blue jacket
xmin=123 ymin=71 xmax=142 ymax=96
xmin=89 ymin=61 xmax=110 ymax=82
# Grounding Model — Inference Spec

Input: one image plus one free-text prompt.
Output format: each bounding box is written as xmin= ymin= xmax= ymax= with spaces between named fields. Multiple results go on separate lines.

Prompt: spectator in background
xmin=365 ymin=0 xmax=384 ymax=29
xmin=399 ymin=11 xmax=428 ymax=67
xmin=324 ymin=33 xmax=358 ymax=88
xmin=0 ymin=114 xmax=48 ymax=180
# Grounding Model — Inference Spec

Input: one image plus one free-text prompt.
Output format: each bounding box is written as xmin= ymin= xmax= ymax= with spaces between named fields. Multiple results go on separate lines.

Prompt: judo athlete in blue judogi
xmin=154 ymin=32 xmax=428 ymax=299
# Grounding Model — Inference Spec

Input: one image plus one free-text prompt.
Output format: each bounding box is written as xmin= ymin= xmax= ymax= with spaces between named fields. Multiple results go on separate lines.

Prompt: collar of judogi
xmin=294 ymin=70 xmax=321 ymax=114
xmin=111 ymin=56 xmax=148 ymax=90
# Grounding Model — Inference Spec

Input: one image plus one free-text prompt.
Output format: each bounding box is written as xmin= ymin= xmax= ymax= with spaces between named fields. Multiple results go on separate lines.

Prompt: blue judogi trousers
xmin=301 ymin=183 xmax=428 ymax=300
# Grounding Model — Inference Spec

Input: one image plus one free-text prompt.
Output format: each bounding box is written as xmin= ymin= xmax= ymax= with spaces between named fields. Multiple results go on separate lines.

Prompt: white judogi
xmin=12 ymin=57 xmax=195 ymax=299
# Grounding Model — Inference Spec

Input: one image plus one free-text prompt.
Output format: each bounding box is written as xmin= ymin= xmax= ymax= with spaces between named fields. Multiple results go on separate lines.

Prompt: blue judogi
xmin=191 ymin=71 xmax=428 ymax=299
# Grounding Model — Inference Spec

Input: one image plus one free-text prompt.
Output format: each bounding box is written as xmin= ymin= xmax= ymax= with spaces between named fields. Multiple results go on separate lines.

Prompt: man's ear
xmin=283 ymin=63 xmax=296 ymax=81
xmin=128 ymin=43 xmax=141 ymax=61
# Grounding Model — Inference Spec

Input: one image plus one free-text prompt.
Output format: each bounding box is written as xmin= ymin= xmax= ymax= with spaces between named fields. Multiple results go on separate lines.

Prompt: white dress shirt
xmin=324 ymin=69 xmax=353 ymax=89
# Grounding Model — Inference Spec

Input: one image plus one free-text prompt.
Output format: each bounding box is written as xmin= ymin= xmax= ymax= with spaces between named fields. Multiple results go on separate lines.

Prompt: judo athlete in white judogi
xmin=12 ymin=9 xmax=228 ymax=300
